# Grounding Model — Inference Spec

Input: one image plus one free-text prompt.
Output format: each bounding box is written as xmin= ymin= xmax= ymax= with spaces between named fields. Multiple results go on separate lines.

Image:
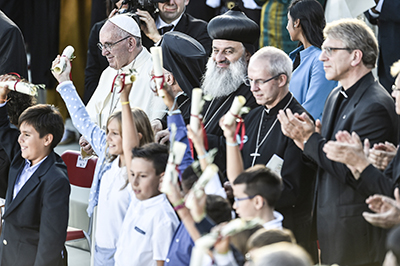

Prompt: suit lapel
xmin=3 ymin=153 xmax=55 ymax=218
xmin=174 ymin=13 xmax=187 ymax=32
xmin=322 ymin=87 xmax=340 ymax=139
xmin=5 ymin=153 xmax=24 ymax=209
xmin=338 ymin=73 xmax=374 ymax=120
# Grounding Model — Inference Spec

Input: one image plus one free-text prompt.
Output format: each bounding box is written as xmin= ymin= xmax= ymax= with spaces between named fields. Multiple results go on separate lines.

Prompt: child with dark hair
xmin=0 ymin=76 xmax=70 ymax=266
xmin=115 ymin=142 xmax=179 ymax=266
xmin=233 ymin=165 xmax=284 ymax=229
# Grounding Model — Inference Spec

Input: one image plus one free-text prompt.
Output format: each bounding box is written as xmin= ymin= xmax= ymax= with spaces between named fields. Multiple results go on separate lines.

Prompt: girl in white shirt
xmin=52 ymin=55 xmax=154 ymax=265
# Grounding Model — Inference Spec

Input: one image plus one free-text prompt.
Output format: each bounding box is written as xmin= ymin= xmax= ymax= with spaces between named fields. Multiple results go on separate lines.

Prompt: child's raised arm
xmin=219 ymin=115 xmax=244 ymax=183
xmin=120 ymin=80 xmax=140 ymax=174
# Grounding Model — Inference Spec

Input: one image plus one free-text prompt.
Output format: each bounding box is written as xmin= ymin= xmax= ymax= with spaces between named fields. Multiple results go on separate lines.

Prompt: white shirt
xmin=13 ymin=157 xmax=47 ymax=199
xmin=95 ymin=156 xmax=132 ymax=249
xmin=263 ymin=211 xmax=284 ymax=230
xmin=114 ymin=193 xmax=179 ymax=266
xmin=86 ymin=48 xmax=166 ymax=129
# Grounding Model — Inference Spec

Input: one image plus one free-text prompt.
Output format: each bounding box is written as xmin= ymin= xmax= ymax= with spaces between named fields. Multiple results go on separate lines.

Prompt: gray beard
xmin=201 ymin=55 xmax=247 ymax=98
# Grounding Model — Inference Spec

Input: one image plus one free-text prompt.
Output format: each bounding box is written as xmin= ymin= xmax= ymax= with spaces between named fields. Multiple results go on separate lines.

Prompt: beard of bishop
xmin=201 ymin=52 xmax=247 ymax=98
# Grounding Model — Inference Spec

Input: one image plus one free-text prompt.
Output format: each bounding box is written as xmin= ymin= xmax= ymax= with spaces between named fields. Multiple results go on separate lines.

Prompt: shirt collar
xmin=264 ymin=92 xmax=292 ymax=116
xmin=341 ymin=72 xmax=372 ymax=99
xmin=156 ymin=12 xmax=183 ymax=29
xmin=24 ymin=156 xmax=48 ymax=171
xmin=137 ymin=193 xmax=166 ymax=208
xmin=263 ymin=211 xmax=283 ymax=230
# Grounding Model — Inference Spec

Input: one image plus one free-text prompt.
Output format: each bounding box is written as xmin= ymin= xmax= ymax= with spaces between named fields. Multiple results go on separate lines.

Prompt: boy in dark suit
xmin=0 ymin=78 xmax=70 ymax=266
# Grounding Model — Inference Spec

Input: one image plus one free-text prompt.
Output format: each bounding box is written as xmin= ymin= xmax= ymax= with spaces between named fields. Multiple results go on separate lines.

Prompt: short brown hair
xmin=18 ymin=104 xmax=64 ymax=149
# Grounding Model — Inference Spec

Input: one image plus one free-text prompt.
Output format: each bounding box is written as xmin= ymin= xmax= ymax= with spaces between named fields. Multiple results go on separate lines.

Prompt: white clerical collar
xmin=156 ymin=12 xmax=183 ymax=30
xmin=340 ymin=89 xmax=348 ymax=99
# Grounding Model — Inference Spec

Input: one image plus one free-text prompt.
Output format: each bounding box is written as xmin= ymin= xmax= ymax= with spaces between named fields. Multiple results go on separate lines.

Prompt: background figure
xmin=0 ymin=0 xmax=60 ymax=91
xmin=287 ymin=0 xmax=337 ymax=121
xmin=256 ymin=0 xmax=326 ymax=54
xmin=365 ymin=0 xmax=400 ymax=93
xmin=384 ymin=225 xmax=400 ymax=266
xmin=84 ymin=0 xmax=121 ymax=105
xmin=0 ymin=10 xmax=30 ymax=199
xmin=186 ymin=0 xmax=217 ymax=22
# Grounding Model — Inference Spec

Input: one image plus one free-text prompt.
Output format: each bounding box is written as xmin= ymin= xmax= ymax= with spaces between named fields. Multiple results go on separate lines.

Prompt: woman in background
xmin=286 ymin=0 xmax=337 ymax=121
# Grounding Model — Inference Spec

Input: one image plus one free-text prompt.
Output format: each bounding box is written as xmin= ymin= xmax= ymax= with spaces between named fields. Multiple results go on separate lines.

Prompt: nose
xmin=232 ymin=200 xmax=238 ymax=210
xmin=18 ymin=134 xmax=23 ymax=144
xmin=214 ymin=50 xmax=226 ymax=63
xmin=392 ymin=90 xmax=397 ymax=98
xmin=319 ymin=49 xmax=327 ymax=62
xmin=101 ymin=47 xmax=109 ymax=56
xmin=132 ymin=175 xmax=139 ymax=186
xmin=250 ymin=82 xmax=259 ymax=92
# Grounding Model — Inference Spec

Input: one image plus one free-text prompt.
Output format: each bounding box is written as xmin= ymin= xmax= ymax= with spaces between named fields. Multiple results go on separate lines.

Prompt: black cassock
xmin=202 ymin=83 xmax=258 ymax=172
xmin=242 ymin=92 xmax=316 ymax=253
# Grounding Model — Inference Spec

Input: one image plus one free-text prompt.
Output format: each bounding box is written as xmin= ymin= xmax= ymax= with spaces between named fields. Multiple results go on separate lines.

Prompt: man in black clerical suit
xmin=200 ymin=7 xmax=259 ymax=171
xmin=136 ymin=0 xmax=212 ymax=56
xmin=278 ymin=19 xmax=399 ymax=266
xmin=222 ymin=46 xmax=316 ymax=260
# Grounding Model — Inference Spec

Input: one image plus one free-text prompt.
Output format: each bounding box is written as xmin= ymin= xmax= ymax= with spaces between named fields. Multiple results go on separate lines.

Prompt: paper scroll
xmin=53 ymin=46 xmax=75 ymax=74
xmin=190 ymin=218 xmax=263 ymax=266
xmin=160 ymin=123 xmax=187 ymax=194
xmin=189 ymin=88 xmax=203 ymax=133
xmin=0 ymin=80 xmax=43 ymax=96
xmin=223 ymin=95 xmax=246 ymax=126
xmin=150 ymin=46 xmax=166 ymax=98
xmin=185 ymin=164 xmax=219 ymax=210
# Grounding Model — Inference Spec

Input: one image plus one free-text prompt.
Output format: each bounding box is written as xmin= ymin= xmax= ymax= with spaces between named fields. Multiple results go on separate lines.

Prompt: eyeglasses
xmin=321 ymin=47 xmax=353 ymax=57
xmin=234 ymin=195 xmax=256 ymax=207
xmin=97 ymin=36 xmax=130 ymax=52
xmin=244 ymin=73 xmax=283 ymax=87
xmin=392 ymin=84 xmax=400 ymax=92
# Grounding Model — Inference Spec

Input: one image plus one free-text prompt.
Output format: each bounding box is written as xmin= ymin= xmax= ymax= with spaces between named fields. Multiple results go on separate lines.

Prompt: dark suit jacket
xmin=0 ymin=10 xmax=29 ymax=198
xmin=303 ymin=72 xmax=399 ymax=265
xmin=365 ymin=0 xmax=400 ymax=92
xmin=0 ymin=104 xmax=70 ymax=266
xmin=142 ymin=12 xmax=212 ymax=56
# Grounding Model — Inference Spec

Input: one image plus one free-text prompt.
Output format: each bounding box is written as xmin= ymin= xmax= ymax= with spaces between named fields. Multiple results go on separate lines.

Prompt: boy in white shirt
xmin=114 ymin=143 xmax=179 ymax=266
xmin=232 ymin=165 xmax=284 ymax=229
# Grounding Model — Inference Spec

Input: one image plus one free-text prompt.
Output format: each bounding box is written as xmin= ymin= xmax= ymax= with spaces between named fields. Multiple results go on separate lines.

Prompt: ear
xmin=245 ymin=50 xmax=252 ymax=63
xmin=128 ymin=37 xmax=136 ymax=52
xmin=138 ymin=132 xmax=143 ymax=140
xmin=185 ymin=0 xmax=190 ymax=6
xmin=165 ymin=72 xmax=175 ymax=86
xmin=253 ymin=195 xmax=265 ymax=210
xmin=350 ymin=49 xmax=363 ymax=67
xmin=294 ymin=19 xmax=300 ymax=28
xmin=43 ymin=133 xmax=53 ymax=148
xmin=277 ymin=73 xmax=288 ymax=87
xmin=159 ymin=172 xmax=165 ymax=182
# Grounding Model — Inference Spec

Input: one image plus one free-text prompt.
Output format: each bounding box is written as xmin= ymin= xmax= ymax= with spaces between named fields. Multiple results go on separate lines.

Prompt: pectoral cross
xmin=250 ymin=148 xmax=261 ymax=167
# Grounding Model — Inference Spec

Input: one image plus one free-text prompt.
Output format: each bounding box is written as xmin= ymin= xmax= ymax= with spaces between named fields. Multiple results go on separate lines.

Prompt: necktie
xmin=158 ymin=25 xmax=174 ymax=35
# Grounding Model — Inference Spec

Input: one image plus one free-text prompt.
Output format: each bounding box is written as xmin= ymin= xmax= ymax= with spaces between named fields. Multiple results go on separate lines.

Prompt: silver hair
xmin=250 ymin=46 xmax=292 ymax=85
xmin=324 ymin=18 xmax=378 ymax=69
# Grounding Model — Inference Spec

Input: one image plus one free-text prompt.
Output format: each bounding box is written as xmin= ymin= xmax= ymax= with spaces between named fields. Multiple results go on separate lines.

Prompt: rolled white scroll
xmin=185 ymin=164 xmax=219 ymax=210
xmin=150 ymin=46 xmax=166 ymax=97
xmin=223 ymin=95 xmax=246 ymax=126
xmin=189 ymin=88 xmax=203 ymax=133
xmin=123 ymin=73 xmax=136 ymax=84
xmin=0 ymin=80 xmax=42 ymax=96
xmin=160 ymin=140 xmax=187 ymax=194
xmin=53 ymin=46 xmax=75 ymax=74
